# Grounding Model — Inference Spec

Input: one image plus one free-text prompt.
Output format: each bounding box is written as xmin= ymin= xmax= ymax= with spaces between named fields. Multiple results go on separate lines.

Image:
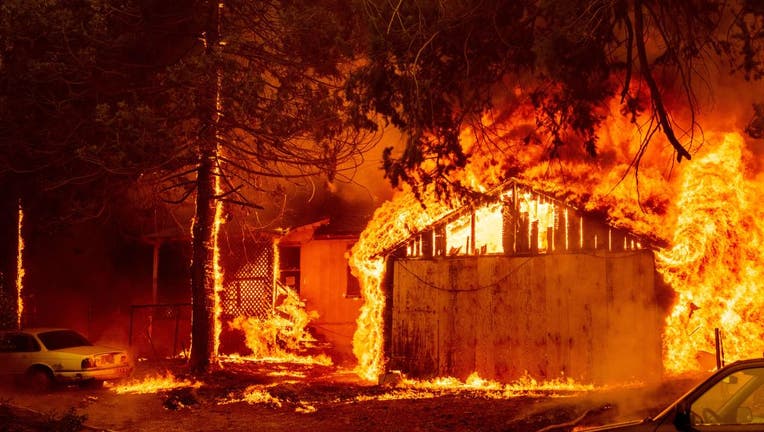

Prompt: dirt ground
xmin=0 ymin=359 xmax=703 ymax=432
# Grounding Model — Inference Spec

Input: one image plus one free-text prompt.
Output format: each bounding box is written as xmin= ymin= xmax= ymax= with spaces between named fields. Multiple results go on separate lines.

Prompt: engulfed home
xmin=378 ymin=180 xmax=666 ymax=385
xmin=215 ymin=179 xmax=665 ymax=384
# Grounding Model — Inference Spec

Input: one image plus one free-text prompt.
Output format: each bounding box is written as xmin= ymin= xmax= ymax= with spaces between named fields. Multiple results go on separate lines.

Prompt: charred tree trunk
xmin=189 ymin=0 xmax=221 ymax=375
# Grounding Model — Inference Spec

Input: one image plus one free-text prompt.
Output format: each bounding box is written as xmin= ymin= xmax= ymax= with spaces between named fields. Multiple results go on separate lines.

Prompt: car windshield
xmin=37 ymin=330 xmax=93 ymax=350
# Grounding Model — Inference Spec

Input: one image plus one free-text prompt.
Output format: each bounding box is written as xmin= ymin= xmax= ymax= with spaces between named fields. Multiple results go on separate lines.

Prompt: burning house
xmin=352 ymin=180 xmax=666 ymax=385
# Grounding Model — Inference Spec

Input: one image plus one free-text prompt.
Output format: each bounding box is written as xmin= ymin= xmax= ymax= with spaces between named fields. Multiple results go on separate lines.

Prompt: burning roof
xmin=378 ymin=178 xmax=648 ymax=260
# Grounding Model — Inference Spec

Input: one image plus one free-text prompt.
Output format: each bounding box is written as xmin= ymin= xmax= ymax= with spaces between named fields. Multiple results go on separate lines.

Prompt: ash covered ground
xmin=0 ymin=359 xmax=701 ymax=432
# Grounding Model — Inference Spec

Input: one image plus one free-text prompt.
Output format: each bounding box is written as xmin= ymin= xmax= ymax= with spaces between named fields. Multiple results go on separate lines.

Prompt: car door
xmin=677 ymin=366 xmax=764 ymax=431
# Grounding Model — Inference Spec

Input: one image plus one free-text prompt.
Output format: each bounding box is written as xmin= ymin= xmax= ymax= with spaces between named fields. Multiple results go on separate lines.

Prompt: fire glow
xmin=349 ymin=95 xmax=764 ymax=380
xmin=658 ymin=133 xmax=764 ymax=373
xmin=350 ymin=190 xmax=455 ymax=380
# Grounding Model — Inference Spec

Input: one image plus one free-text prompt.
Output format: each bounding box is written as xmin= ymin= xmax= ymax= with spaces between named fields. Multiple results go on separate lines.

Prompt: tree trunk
xmin=188 ymin=140 xmax=218 ymax=374
xmin=0 ymin=193 xmax=20 ymax=330
xmin=188 ymin=0 xmax=222 ymax=375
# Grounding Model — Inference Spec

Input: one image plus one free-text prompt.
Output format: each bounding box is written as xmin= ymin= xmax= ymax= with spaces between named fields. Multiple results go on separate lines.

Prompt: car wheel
xmin=25 ymin=368 xmax=53 ymax=393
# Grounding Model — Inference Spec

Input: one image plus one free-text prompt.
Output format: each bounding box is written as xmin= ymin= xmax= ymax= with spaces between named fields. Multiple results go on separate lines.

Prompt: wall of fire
xmin=386 ymin=183 xmax=663 ymax=384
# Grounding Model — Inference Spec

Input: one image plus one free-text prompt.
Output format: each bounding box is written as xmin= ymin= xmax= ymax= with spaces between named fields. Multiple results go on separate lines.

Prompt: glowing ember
xmin=111 ymin=372 xmax=201 ymax=395
xmin=212 ymin=5 xmax=226 ymax=359
xmin=658 ymin=133 xmax=764 ymax=372
xmin=16 ymin=199 xmax=24 ymax=329
xmin=241 ymin=386 xmax=283 ymax=407
xmin=221 ymin=384 xmax=317 ymax=413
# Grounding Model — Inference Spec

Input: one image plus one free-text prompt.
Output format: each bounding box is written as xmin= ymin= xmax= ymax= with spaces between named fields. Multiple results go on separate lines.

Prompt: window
xmin=0 ymin=333 xmax=40 ymax=352
xmin=38 ymin=330 xmax=92 ymax=350
xmin=345 ymin=244 xmax=361 ymax=298
xmin=691 ymin=367 xmax=764 ymax=425
xmin=346 ymin=265 xmax=361 ymax=298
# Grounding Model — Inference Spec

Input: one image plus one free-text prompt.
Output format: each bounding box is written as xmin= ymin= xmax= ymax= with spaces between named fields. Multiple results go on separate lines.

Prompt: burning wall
xmin=379 ymin=182 xmax=663 ymax=385
xmin=390 ymin=251 xmax=662 ymax=385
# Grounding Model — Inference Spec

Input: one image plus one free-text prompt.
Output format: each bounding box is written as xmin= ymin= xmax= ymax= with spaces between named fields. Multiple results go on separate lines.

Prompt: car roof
xmin=722 ymin=358 xmax=764 ymax=369
xmin=1 ymin=328 xmax=80 ymax=335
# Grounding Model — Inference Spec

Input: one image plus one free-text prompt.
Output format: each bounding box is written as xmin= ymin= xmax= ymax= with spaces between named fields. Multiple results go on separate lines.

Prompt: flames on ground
xmin=108 ymin=359 xmax=600 ymax=411
xmin=111 ymin=371 xmax=201 ymax=395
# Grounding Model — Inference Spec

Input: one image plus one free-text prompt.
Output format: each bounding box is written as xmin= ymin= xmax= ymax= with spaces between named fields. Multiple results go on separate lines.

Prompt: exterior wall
xmin=389 ymin=250 xmax=663 ymax=385
xmin=300 ymin=238 xmax=362 ymax=365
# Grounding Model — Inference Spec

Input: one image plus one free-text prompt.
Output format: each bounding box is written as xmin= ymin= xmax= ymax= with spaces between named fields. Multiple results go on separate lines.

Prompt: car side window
xmin=691 ymin=367 xmax=764 ymax=425
xmin=0 ymin=334 xmax=14 ymax=352
xmin=2 ymin=333 xmax=41 ymax=353
xmin=739 ymin=379 xmax=764 ymax=423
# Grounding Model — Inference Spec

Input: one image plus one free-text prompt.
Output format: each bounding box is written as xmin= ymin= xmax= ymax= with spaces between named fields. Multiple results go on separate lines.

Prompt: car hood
xmin=49 ymin=345 xmax=125 ymax=356
xmin=579 ymin=418 xmax=651 ymax=431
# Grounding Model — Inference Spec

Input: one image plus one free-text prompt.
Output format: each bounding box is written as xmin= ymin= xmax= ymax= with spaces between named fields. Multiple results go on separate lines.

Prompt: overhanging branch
xmin=633 ymin=0 xmax=692 ymax=162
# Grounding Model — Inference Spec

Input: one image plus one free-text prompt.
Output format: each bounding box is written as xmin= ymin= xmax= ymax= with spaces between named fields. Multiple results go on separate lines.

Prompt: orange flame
xmin=227 ymin=287 xmax=332 ymax=366
xmin=212 ymin=191 xmax=224 ymax=358
xmin=16 ymin=199 xmax=24 ymax=329
xmin=658 ymin=132 xmax=764 ymax=372
xmin=350 ymin=189 xmax=456 ymax=381
xmin=111 ymin=372 xmax=200 ymax=395
xmin=352 ymin=372 xmax=597 ymax=402
xmin=352 ymin=85 xmax=764 ymax=382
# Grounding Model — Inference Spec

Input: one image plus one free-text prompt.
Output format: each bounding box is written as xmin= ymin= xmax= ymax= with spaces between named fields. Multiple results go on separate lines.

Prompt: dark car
xmin=581 ymin=358 xmax=764 ymax=431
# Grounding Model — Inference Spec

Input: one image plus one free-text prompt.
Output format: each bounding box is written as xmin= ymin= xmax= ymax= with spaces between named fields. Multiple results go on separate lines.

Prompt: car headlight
xmin=81 ymin=357 xmax=97 ymax=369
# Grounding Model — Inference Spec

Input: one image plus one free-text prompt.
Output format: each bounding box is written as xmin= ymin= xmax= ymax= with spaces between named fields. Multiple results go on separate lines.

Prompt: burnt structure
xmin=385 ymin=180 xmax=664 ymax=384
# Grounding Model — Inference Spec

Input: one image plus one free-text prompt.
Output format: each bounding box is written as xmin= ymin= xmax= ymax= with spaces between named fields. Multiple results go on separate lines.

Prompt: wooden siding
xmin=389 ymin=251 xmax=662 ymax=384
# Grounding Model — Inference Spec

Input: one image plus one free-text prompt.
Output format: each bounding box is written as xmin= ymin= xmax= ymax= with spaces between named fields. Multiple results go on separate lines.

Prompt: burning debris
xmin=227 ymin=282 xmax=332 ymax=366
xmin=111 ymin=371 xmax=201 ymax=395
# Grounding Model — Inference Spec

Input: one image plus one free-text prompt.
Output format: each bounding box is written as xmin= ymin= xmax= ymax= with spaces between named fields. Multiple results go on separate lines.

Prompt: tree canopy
xmin=0 ymin=0 xmax=195 ymax=224
xmin=347 ymin=0 xmax=764 ymax=197
xmin=0 ymin=0 xmax=378 ymax=369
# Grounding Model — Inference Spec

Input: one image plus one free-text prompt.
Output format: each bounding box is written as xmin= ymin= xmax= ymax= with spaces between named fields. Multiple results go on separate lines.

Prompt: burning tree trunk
xmin=0 ymin=195 xmax=20 ymax=330
xmin=189 ymin=0 xmax=223 ymax=375
xmin=189 ymin=140 xmax=221 ymax=373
